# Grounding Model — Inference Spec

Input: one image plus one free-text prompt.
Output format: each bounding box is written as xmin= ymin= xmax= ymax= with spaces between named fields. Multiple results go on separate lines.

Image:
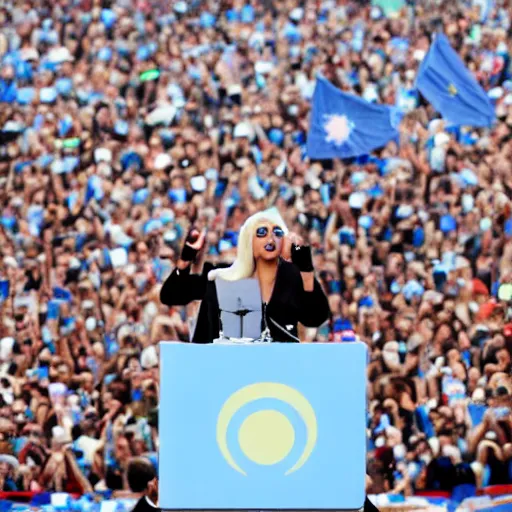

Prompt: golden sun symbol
xmin=448 ymin=83 xmax=458 ymax=96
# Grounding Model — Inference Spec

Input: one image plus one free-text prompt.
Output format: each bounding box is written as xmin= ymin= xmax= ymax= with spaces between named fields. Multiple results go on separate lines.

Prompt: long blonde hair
xmin=208 ymin=208 xmax=288 ymax=282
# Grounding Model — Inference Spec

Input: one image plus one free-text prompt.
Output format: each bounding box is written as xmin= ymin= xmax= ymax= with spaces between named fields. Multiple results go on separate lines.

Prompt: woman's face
xmin=252 ymin=220 xmax=285 ymax=262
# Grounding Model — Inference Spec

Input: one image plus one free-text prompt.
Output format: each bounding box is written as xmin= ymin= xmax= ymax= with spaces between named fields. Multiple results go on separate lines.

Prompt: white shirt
xmin=145 ymin=497 xmax=158 ymax=509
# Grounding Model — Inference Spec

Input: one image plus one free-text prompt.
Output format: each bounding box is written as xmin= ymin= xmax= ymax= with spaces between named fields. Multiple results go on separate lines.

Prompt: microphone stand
xmin=218 ymin=298 xmax=274 ymax=342
xmin=260 ymin=302 xmax=273 ymax=342
xmin=234 ymin=308 xmax=251 ymax=338
xmin=220 ymin=298 xmax=256 ymax=339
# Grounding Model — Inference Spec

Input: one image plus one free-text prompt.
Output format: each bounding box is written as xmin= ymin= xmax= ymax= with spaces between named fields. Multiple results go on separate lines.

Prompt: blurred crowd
xmin=0 ymin=0 xmax=511 ymax=500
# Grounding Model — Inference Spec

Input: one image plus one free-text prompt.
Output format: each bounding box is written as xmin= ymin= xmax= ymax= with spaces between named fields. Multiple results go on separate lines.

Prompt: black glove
xmin=291 ymin=244 xmax=314 ymax=272
xmin=180 ymin=229 xmax=200 ymax=262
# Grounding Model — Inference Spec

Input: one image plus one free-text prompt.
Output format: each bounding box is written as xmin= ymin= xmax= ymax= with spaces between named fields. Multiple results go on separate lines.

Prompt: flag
xmin=159 ymin=342 xmax=367 ymax=510
xmin=307 ymin=76 xmax=402 ymax=159
xmin=416 ymin=34 xmax=495 ymax=127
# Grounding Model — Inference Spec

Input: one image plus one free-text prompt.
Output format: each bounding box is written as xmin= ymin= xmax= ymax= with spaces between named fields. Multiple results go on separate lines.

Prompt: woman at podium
xmin=160 ymin=208 xmax=379 ymax=511
xmin=160 ymin=208 xmax=330 ymax=343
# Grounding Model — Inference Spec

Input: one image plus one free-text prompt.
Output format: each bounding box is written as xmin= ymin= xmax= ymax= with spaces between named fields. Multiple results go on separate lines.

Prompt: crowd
xmin=0 ymin=0 xmax=511 ymax=502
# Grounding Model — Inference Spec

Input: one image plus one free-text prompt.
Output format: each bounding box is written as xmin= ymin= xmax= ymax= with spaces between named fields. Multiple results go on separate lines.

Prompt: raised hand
xmin=282 ymin=232 xmax=304 ymax=261
xmin=184 ymin=228 xmax=206 ymax=252
xmin=178 ymin=228 xmax=206 ymax=268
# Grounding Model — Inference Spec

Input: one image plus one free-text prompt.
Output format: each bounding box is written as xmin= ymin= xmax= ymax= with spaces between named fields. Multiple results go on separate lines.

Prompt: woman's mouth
xmin=264 ymin=243 xmax=276 ymax=252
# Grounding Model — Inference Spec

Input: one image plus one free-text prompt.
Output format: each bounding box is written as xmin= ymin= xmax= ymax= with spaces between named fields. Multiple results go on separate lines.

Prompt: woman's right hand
xmin=185 ymin=228 xmax=206 ymax=251
xmin=178 ymin=228 xmax=206 ymax=269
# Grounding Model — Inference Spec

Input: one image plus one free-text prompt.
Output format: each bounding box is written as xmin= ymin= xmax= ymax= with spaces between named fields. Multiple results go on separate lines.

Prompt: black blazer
xmin=160 ymin=259 xmax=330 ymax=343
xmin=131 ymin=496 xmax=160 ymax=512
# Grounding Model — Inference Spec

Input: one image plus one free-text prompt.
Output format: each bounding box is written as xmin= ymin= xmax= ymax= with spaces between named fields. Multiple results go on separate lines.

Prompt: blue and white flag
xmin=416 ymin=34 xmax=495 ymax=127
xmin=307 ymin=76 xmax=402 ymax=159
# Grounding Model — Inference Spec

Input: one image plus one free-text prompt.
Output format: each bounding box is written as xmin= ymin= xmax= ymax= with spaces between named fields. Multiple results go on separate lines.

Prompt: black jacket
xmin=364 ymin=497 xmax=380 ymax=511
xmin=160 ymin=259 xmax=330 ymax=343
xmin=131 ymin=496 xmax=160 ymax=512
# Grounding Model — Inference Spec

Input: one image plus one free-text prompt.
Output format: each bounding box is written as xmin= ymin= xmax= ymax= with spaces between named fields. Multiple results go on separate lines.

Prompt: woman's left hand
xmin=282 ymin=233 xmax=304 ymax=261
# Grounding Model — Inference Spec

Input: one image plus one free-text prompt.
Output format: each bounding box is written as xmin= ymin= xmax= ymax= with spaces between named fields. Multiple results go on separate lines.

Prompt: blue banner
xmin=416 ymin=34 xmax=495 ymax=127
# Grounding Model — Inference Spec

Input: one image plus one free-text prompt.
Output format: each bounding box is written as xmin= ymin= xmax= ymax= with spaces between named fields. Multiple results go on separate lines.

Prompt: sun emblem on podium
xmin=216 ymin=382 xmax=318 ymax=476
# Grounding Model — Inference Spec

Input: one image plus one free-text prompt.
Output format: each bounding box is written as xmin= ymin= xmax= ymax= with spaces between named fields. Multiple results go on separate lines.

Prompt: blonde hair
xmin=208 ymin=208 xmax=288 ymax=282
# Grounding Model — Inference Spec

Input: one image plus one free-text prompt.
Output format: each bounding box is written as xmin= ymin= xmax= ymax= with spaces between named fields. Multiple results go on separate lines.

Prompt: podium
xmin=158 ymin=342 xmax=368 ymax=511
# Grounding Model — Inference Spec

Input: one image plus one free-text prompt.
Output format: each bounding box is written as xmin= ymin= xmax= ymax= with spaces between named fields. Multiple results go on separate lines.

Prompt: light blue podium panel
xmin=158 ymin=342 xmax=368 ymax=511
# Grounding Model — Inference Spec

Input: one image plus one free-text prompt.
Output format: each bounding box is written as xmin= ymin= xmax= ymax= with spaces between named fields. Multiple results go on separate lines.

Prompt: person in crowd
xmin=127 ymin=457 xmax=160 ymax=512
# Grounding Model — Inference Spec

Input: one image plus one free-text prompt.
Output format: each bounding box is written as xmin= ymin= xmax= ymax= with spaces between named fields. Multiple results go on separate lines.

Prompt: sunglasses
xmin=255 ymin=226 xmax=285 ymax=238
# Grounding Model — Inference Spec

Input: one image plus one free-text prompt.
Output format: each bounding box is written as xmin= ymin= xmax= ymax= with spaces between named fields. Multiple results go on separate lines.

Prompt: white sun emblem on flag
xmin=323 ymin=114 xmax=354 ymax=146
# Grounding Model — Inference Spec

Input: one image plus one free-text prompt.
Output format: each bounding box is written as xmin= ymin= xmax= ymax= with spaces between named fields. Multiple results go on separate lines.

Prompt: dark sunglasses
xmin=256 ymin=226 xmax=285 ymax=238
